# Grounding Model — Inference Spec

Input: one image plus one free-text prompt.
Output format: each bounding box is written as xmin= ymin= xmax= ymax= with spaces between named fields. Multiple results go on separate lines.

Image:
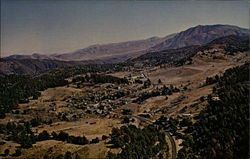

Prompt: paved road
xmin=131 ymin=115 xmax=177 ymax=159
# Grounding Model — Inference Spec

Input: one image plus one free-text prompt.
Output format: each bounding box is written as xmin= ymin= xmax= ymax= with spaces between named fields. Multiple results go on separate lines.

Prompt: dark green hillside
xmin=130 ymin=45 xmax=199 ymax=67
xmin=177 ymin=62 xmax=249 ymax=159
xmin=106 ymin=125 xmax=168 ymax=159
xmin=199 ymin=35 xmax=249 ymax=55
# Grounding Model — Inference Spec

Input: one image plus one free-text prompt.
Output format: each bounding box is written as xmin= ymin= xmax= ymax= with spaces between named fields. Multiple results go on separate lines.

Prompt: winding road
xmin=130 ymin=115 xmax=177 ymax=159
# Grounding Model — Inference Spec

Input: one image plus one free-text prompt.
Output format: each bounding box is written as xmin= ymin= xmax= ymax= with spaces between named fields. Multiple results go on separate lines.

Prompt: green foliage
xmin=0 ymin=122 xmax=36 ymax=148
xmin=72 ymin=74 xmax=129 ymax=85
xmin=131 ymin=45 xmax=199 ymax=67
xmin=155 ymin=116 xmax=179 ymax=135
xmin=158 ymin=79 xmax=162 ymax=84
xmin=207 ymin=35 xmax=249 ymax=54
xmin=106 ymin=151 xmax=117 ymax=159
xmin=52 ymin=131 xmax=89 ymax=145
xmin=121 ymin=116 xmax=130 ymax=124
xmin=204 ymin=75 xmax=219 ymax=86
xmin=90 ymin=137 xmax=99 ymax=144
xmin=55 ymin=154 xmax=64 ymax=159
xmin=13 ymin=148 xmax=22 ymax=157
xmin=179 ymin=117 xmax=192 ymax=128
xmin=37 ymin=130 xmax=50 ymax=141
xmin=64 ymin=151 xmax=72 ymax=159
xmin=134 ymin=85 xmax=179 ymax=104
xmin=30 ymin=117 xmax=42 ymax=127
xmin=107 ymin=125 xmax=168 ymax=159
xmin=143 ymin=79 xmax=151 ymax=88
xmin=102 ymin=135 xmax=108 ymax=140
xmin=75 ymin=154 xmax=81 ymax=159
xmin=121 ymin=109 xmax=132 ymax=115
xmin=0 ymin=74 xmax=68 ymax=118
xmin=177 ymin=63 xmax=250 ymax=159
xmin=4 ymin=149 xmax=9 ymax=156
xmin=0 ymin=122 xmax=89 ymax=148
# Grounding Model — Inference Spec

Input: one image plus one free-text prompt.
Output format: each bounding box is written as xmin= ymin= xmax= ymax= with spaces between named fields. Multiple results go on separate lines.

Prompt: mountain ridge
xmin=1 ymin=24 xmax=249 ymax=76
xmin=151 ymin=24 xmax=250 ymax=51
xmin=129 ymin=35 xmax=249 ymax=67
xmin=5 ymin=24 xmax=249 ymax=62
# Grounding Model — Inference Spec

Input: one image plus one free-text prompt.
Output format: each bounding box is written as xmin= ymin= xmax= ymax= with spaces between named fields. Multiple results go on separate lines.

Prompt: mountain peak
xmin=151 ymin=24 xmax=249 ymax=51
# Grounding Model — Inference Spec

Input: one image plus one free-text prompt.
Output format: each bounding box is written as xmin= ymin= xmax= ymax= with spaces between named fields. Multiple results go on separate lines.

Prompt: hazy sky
xmin=1 ymin=0 xmax=249 ymax=57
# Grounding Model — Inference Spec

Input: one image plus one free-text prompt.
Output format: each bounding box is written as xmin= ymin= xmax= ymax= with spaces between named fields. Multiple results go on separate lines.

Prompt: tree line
xmin=0 ymin=74 xmax=68 ymax=118
xmin=106 ymin=124 xmax=168 ymax=159
xmin=72 ymin=74 xmax=129 ymax=85
xmin=0 ymin=121 xmax=102 ymax=149
xmin=176 ymin=62 xmax=249 ymax=159
xmin=133 ymin=84 xmax=180 ymax=104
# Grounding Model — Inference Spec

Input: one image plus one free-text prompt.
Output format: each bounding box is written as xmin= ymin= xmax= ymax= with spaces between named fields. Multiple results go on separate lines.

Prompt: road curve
xmin=165 ymin=131 xmax=177 ymax=159
xmin=130 ymin=115 xmax=177 ymax=159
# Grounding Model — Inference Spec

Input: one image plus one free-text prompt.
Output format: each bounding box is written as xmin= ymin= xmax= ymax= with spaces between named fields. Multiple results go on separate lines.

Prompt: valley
xmin=0 ymin=25 xmax=249 ymax=159
xmin=1 ymin=38 xmax=249 ymax=158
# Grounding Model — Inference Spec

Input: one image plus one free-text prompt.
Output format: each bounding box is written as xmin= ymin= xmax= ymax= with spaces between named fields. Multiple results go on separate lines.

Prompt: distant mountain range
xmin=130 ymin=35 xmax=249 ymax=66
xmin=52 ymin=34 xmax=176 ymax=62
xmin=4 ymin=34 xmax=175 ymax=62
xmin=1 ymin=24 xmax=249 ymax=75
xmin=5 ymin=24 xmax=249 ymax=61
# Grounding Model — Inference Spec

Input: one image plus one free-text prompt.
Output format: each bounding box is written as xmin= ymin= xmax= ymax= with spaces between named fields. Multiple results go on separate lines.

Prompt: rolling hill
xmin=0 ymin=59 xmax=104 ymax=76
xmin=129 ymin=35 xmax=249 ymax=66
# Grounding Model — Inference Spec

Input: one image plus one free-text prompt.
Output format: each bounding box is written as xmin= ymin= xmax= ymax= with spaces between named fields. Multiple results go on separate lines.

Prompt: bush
xmin=90 ymin=137 xmax=99 ymax=144
xmin=4 ymin=149 xmax=9 ymax=156
xmin=37 ymin=130 xmax=50 ymax=141
xmin=64 ymin=151 xmax=72 ymax=159
xmin=102 ymin=135 xmax=108 ymax=140
xmin=121 ymin=117 xmax=130 ymax=124
xmin=13 ymin=148 xmax=21 ymax=156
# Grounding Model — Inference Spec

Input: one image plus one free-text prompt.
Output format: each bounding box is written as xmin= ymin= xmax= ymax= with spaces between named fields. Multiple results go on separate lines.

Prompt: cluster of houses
xmin=124 ymin=72 xmax=148 ymax=84
xmin=196 ymin=48 xmax=225 ymax=58
xmin=61 ymin=84 xmax=135 ymax=117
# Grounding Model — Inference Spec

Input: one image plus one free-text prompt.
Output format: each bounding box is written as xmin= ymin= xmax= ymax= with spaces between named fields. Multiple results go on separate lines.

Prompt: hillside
xmin=53 ymin=35 xmax=174 ymax=61
xmin=151 ymin=24 xmax=250 ymax=51
xmin=176 ymin=63 xmax=249 ymax=159
xmin=130 ymin=35 xmax=249 ymax=67
xmin=0 ymin=59 xmax=104 ymax=76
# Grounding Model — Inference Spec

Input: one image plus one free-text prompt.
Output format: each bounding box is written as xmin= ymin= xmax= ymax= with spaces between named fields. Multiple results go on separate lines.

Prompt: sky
xmin=1 ymin=0 xmax=249 ymax=57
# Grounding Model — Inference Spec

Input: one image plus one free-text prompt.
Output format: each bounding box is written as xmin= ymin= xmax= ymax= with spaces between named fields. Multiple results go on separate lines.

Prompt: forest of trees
xmin=0 ymin=122 xmax=37 ymax=148
xmin=200 ymin=35 xmax=249 ymax=55
xmin=133 ymin=84 xmax=180 ymax=104
xmin=176 ymin=62 xmax=249 ymax=159
xmin=106 ymin=125 xmax=168 ymax=159
xmin=130 ymin=45 xmax=199 ymax=67
xmin=0 ymin=74 xmax=68 ymax=118
xmin=0 ymin=121 xmax=90 ymax=149
xmin=51 ymin=131 xmax=89 ymax=145
xmin=72 ymin=74 xmax=129 ymax=84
